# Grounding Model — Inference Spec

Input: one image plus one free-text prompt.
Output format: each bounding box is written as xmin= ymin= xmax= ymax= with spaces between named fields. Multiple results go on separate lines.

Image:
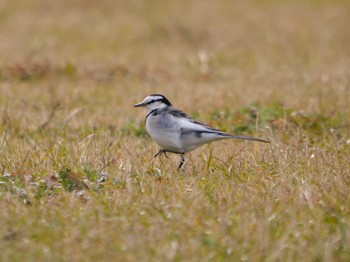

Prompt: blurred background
xmin=0 ymin=0 xmax=349 ymax=136
xmin=0 ymin=1 xmax=350 ymax=260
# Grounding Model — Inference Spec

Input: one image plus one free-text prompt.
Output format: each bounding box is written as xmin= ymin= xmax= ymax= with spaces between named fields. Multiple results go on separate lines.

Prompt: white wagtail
xmin=134 ymin=94 xmax=269 ymax=168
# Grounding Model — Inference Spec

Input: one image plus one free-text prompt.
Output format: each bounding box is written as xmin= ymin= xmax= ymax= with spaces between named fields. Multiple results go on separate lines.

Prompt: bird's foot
xmin=178 ymin=154 xmax=185 ymax=169
xmin=155 ymin=150 xmax=185 ymax=169
xmin=154 ymin=149 xmax=169 ymax=159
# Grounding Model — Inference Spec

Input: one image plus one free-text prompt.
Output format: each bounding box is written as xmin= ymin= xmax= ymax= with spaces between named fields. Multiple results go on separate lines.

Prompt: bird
xmin=134 ymin=94 xmax=269 ymax=169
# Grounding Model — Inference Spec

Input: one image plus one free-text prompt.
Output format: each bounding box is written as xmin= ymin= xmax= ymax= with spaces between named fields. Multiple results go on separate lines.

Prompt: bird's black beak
xmin=133 ymin=102 xmax=145 ymax=107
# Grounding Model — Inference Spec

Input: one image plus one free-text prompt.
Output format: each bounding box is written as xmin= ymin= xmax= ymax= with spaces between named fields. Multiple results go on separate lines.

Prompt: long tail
xmin=227 ymin=134 xmax=269 ymax=143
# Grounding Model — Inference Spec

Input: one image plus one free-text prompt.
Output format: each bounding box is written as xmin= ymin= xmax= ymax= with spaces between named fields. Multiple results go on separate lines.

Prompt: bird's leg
xmin=154 ymin=149 xmax=169 ymax=159
xmin=155 ymin=150 xmax=185 ymax=168
xmin=178 ymin=154 xmax=185 ymax=169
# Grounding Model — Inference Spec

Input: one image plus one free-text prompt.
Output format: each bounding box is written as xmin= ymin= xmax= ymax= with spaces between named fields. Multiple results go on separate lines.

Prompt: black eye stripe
xmin=145 ymin=99 xmax=163 ymax=105
xmin=144 ymin=95 xmax=172 ymax=106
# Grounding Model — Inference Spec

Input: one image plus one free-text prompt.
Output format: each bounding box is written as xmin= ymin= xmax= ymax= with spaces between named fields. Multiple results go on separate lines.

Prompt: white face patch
xmin=146 ymin=101 xmax=166 ymax=110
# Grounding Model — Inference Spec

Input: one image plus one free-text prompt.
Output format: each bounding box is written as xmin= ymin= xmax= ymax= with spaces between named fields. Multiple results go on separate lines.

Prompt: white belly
xmin=146 ymin=114 xmax=183 ymax=152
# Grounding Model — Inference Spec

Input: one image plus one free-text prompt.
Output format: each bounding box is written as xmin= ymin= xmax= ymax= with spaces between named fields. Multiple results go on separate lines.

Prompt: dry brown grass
xmin=0 ymin=0 xmax=349 ymax=261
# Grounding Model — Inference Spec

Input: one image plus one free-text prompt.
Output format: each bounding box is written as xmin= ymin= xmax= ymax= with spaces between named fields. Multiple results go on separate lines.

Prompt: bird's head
xmin=134 ymin=94 xmax=172 ymax=111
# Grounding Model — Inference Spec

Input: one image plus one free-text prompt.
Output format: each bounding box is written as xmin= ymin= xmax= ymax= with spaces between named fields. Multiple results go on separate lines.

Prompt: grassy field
xmin=0 ymin=0 xmax=350 ymax=261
